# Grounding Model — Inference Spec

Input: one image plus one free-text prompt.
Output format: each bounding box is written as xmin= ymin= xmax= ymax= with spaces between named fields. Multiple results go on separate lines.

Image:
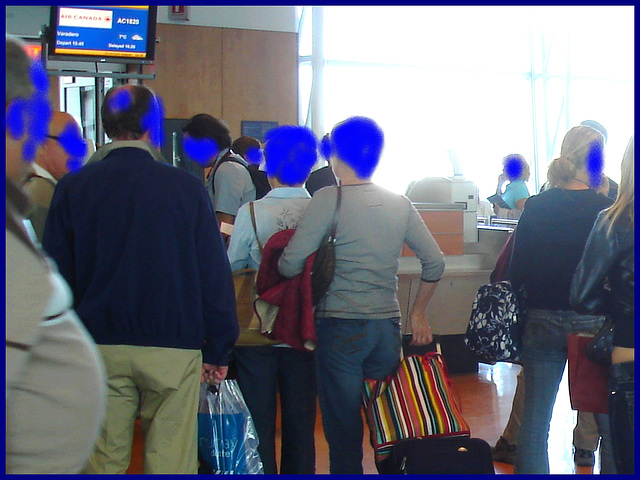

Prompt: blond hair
xmin=603 ymin=136 xmax=634 ymax=237
xmin=547 ymin=126 xmax=605 ymax=188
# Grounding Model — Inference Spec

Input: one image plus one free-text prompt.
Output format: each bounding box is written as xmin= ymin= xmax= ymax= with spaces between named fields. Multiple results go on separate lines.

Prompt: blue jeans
xmin=514 ymin=309 xmax=616 ymax=474
xmin=610 ymin=361 xmax=634 ymax=474
xmin=314 ymin=317 xmax=402 ymax=474
xmin=232 ymin=346 xmax=317 ymax=474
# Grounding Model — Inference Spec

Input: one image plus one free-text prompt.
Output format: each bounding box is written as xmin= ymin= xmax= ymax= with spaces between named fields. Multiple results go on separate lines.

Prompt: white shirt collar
xmin=32 ymin=163 xmax=57 ymax=184
xmin=85 ymin=140 xmax=166 ymax=166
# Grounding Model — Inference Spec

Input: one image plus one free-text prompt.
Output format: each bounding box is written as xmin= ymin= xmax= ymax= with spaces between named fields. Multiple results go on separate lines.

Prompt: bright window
xmin=298 ymin=6 xmax=634 ymax=199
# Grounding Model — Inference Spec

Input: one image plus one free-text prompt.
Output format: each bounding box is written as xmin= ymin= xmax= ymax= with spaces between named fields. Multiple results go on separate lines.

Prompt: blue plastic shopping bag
xmin=198 ymin=380 xmax=263 ymax=474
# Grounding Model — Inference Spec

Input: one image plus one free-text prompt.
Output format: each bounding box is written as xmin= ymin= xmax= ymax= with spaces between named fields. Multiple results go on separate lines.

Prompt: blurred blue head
xmin=101 ymin=85 xmax=164 ymax=148
xmin=6 ymin=60 xmax=53 ymax=163
xmin=245 ymin=146 xmax=264 ymax=165
xmin=502 ymin=154 xmax=530 ymax=182
xmin=183 ymin=136 xmax=220 ymax=166
xmin=503 ymin=154 xmax=523 ymax=181
xmin=331 ymin=116 xmax=384 ymax=179
xmin=264 ymin=125 xmax=318 ymax=185
xmin=108 ymin=88 xmax=133 ymax=114
xmin=141 ymin=94 xmax=164 ymax=149
xmin=585 ymin=140 xmax=605 ymax=188
xmin=320 ymin=134 xmax=332 ymax=161
xmin=57 ymin=122 xmax=88 ymax=173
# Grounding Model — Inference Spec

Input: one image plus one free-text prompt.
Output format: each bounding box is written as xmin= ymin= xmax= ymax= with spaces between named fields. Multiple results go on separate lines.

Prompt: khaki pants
xmin=83 ymin=345 xmax=201 ymax=474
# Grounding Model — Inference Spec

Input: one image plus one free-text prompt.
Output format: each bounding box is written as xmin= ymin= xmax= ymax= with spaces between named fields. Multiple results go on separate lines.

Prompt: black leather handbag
xmin=586 ymin=317 xmax=614 ymax=367
xmin=311 ymin=185 xmax=342 ymax=305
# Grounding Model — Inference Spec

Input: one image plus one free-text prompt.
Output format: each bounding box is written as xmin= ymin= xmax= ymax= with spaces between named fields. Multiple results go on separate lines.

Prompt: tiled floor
xmin=127 ymin=361 xmax=601 ymax=474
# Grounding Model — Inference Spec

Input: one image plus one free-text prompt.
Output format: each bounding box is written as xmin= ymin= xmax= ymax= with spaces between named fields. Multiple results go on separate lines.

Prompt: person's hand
xmin=201 ymin=364 xmax=228 ymax=385
xmin=409 ymin=311 xmax=433 ymax=346
xmin=498 ymin=173 xmax=507 ymax=184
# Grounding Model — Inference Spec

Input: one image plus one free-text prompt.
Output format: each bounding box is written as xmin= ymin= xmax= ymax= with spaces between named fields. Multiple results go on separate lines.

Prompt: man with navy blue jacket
xmin=43 ymin=84 xmax=238 ymax=474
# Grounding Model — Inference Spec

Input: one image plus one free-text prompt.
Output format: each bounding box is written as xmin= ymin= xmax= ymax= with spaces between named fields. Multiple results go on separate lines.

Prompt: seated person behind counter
xmin=492 ymin=153 xmax=531 ymax=220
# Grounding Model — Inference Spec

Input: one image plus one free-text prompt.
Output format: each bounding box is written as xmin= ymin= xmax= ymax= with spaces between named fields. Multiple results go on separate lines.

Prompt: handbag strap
xmin=249 ymin=202 xmax=264 ymax=255
xmin=328 ymin=185 xmax=342 ymax=240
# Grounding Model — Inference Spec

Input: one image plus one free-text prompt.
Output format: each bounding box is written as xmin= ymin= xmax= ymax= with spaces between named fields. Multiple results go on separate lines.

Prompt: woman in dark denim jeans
xmin=571 ymin=136 xmax=634 ymax=474
xmin=509 ymin=125 xmax=616 ymax=474
xmin=226 ymin=125 xmax=319 ymax=474
xmin=278 ymin=117 xmax=445 ymax=474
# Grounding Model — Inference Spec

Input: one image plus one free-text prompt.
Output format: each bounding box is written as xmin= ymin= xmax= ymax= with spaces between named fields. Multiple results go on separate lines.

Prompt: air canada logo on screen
xmin=59 ymin=7 xmax=114 ymax=29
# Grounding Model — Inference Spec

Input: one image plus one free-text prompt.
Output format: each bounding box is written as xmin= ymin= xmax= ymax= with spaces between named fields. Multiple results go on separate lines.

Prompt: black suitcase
xmin=378 ymin=436 xmax=496 ymax=474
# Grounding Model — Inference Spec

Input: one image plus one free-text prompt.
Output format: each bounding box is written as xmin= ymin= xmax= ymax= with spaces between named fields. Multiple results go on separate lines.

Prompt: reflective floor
xmin=449 ymin=362 xmax=599 ymax=475
xmin=127 ymin=361 xmax=600 ymax=474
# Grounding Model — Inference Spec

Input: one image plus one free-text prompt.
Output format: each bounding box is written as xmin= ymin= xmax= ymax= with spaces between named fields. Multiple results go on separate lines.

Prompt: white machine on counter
xmin=406 ymin=176 xmax=478 ymax=243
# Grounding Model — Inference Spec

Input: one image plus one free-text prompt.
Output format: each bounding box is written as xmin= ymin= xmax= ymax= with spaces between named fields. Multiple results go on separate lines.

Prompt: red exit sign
xmin=169 ymin=6 xmax=189 ymax=21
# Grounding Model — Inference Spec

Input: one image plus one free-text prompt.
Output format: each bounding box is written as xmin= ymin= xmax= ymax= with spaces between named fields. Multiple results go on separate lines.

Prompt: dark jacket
xmin=43 ymin=144 xmax=239 ymax=365
xmin=509 ymin=188 xmax=612 ymax=310
xmin=305 ymin=165 xmax=337 ymax=196
xmin=570 ymin=211 xmax=634 ymax=348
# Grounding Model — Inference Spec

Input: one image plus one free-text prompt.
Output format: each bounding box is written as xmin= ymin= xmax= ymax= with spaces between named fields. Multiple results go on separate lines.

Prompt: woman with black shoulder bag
xmin=277 ymin=117 xmax=445 ymax=474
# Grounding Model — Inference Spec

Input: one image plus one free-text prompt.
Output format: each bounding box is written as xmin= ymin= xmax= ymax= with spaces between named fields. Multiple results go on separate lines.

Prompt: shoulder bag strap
xmin=329 ymin=185 xmax=342 ymax=239
xmin=249 ymin=201 xmax=264 ymax=255
xmin=210 ymin=151 xmax=238 ymax=194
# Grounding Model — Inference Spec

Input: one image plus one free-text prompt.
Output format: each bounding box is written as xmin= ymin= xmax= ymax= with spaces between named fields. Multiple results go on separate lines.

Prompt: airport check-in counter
xmin=398 ymin=202 xmax=513 ymax=372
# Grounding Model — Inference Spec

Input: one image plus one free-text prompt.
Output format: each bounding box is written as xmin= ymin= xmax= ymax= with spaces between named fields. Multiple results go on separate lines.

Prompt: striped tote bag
xmin=362 ymin=352 xmax=470 ymax=463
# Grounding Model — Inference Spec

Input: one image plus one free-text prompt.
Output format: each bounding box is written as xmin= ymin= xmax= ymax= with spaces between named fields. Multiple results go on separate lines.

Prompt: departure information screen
xmin=50 ymin=6 xmax=156 ymax=62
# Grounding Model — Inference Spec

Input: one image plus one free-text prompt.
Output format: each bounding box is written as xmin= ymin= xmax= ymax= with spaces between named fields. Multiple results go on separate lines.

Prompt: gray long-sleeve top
xmin=278 ymin=184 xmax=445 ymax=320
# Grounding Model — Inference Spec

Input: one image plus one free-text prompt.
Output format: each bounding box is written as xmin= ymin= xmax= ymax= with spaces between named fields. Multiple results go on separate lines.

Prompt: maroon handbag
xmin=567 ymin=333 xmax=610 ymax=414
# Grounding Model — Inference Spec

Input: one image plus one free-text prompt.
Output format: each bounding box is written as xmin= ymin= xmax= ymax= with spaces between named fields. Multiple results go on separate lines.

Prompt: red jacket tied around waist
xmin=256 ymin=229 xmax=316 ymax=351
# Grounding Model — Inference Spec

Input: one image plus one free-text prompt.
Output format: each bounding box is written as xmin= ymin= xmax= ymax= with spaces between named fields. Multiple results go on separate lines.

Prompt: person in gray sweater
xmin=278 ymin=116 xmax=445 ymax=474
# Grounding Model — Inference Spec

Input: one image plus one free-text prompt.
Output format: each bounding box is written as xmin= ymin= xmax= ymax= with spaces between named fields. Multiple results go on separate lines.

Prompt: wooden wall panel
xmin=221 ymin=29 xmax=298 ymax=138
xmin=146 ymin=24 xmax=223 ymax=119
xmin=145 ymin=24 xmax=298 ymax=139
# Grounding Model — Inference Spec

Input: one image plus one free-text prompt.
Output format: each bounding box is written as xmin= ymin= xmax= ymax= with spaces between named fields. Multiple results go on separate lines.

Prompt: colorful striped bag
xmin=362 ymin=352 xmax=470 ymax=463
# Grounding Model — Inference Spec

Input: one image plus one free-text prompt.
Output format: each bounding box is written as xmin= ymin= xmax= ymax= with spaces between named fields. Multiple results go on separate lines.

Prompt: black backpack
xmin=246 ymin=164 xmax=272 ymax=200
xmin=212 ymin=152 xmax=272 ymax=200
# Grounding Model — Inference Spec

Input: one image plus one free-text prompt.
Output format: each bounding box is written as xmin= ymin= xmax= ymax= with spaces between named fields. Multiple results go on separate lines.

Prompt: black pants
xmin=232 ymin=346 xmax=317 ymax=474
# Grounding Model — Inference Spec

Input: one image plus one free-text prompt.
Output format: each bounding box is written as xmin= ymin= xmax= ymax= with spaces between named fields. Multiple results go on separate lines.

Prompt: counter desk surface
xmin=397 ymin=254 xmax=492 ymax=336
xmin=398 ymin=253 xmax=494 ymax=276
xmin=396 ymin=224 xmax=512 ymax=337
xmin=396 ymin=223 xmax=512 ymax=372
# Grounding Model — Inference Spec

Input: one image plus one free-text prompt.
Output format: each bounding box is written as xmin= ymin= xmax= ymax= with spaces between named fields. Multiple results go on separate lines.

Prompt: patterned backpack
xmin=464 ymin=281 xmax=526 ymax=364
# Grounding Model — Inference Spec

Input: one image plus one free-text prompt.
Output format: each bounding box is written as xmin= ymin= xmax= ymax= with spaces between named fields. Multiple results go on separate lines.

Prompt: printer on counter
xmin=406 ymin=176 xmax=478 ymax=244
